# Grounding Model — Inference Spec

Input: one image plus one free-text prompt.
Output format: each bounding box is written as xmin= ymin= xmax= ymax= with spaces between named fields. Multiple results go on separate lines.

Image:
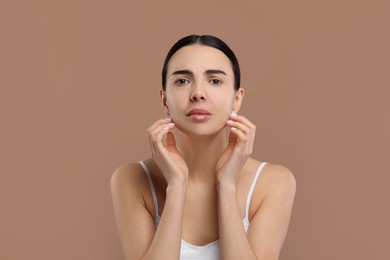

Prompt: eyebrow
xmin=205 ymin=69 xmax=227 ymax=76
xmin=171 ymin=69 xmax=227 ymax=77
xmin=171 ymin=70 xmax=193 ymax=76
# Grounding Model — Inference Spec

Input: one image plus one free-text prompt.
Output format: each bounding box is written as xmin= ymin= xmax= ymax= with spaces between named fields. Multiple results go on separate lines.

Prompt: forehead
xmin=167 ymin=44 xmax=233 ymax=75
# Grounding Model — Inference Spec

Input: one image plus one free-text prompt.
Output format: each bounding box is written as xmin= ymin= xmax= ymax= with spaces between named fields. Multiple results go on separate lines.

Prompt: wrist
xmin=166 ymin=174 xmax=188 ymax=188
xmin=166 ymin=181 xmax=188 ymax=194
xmin=165 ymin=182 xmax=187 ymax=212
xmin=217 ymin=178 xmax=237 ymax=193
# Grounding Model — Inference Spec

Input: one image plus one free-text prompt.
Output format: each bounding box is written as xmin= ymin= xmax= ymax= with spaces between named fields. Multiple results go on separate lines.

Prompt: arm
xmin=110 ymin=118 xmax=188 ymax=260
xmin=218 ymin=165 xmax=296 ymax=260
xmin=142 ymin=182 xmax=187 ymax=260
xmin=217 ymin=113 xmax=296 ymax=259
xmin=110 ymin=164 xmax=187 ymax=260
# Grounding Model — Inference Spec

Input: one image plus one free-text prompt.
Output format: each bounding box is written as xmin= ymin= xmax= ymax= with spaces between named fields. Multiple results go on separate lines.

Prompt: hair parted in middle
xmin=161 ymin=35 xmax=241 ymax=91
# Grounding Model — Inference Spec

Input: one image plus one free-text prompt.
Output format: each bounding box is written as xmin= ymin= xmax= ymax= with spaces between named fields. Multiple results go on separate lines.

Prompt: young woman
xmin=110 ymin=35 xmax=296 ymax=260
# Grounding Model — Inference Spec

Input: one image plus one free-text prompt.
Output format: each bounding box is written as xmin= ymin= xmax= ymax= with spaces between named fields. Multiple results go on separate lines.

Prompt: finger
xmin=228 ymin=130 xmax=239 ymax=144
xmin=226 ymin=119 xmax=250 ymax=135
xmin=230 ymin=126 xmax=249 ymax=144
xmin=230 ymin=127 xmax=245 ymax=140
xmin=146 ymin=118 xmax=173 ymax=133
xmin=147 ymin=120 xmax=175 ymax=155
xmin=147 ymin=118 xmax=174 ymax=142
xmin=165 ymin=131 xmax=177 ymax=149
xmin=152 ymin=122 xmax=175 ymax=150
xmin=229 ymin=114 xmax=256 ymax=129
xmin=230 ymin=127 xmax=254 ymax=155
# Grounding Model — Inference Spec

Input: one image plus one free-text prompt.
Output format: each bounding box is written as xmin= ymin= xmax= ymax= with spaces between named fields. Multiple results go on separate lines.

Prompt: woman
xmin=110 ymin=35 xmax=296 ymax=260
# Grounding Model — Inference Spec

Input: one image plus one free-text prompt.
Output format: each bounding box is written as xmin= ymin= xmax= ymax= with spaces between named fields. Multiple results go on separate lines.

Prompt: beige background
xmin=1 ymin=1 xmax=389 ymax=259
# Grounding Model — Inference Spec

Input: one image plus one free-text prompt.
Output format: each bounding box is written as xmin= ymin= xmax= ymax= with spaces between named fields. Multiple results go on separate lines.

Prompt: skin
xmin=110 ymin=44 xmax=297 ymax=260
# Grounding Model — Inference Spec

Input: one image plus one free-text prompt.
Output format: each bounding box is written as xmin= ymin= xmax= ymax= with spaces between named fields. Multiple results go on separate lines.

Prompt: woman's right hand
xmin=147 ymin=118 xmax=189 ymax=186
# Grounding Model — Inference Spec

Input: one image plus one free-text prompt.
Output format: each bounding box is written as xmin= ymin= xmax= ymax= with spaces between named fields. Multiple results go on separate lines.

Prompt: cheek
xmin=217 ymin=94 xmax=235 ymax=113
xmin=166 ymin=94 xmax=186 ymax=118
xmin=212 ymin=98 xmax=235 ymax=127
xmin=165 ymin=92 xmax=180 ymax=109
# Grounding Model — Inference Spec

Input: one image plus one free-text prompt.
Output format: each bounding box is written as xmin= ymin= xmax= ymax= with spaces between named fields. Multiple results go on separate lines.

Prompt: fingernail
xmin=231 ymin=112 xmax=237 ymax=116
xmin=164 ymin=117 xmax=172 ymax=121
xmin=227 ymin=120 xmax=234 ymax=123
xmin=231 ymin=127 xmax=237 ymax=131
xmin=168 ymin=123 xmax=175 ymax=127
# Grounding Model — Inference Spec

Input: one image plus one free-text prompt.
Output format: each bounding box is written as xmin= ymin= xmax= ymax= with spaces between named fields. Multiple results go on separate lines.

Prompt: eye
xmin=210 ymin=79 xmax=222 ymax=85
xmin=174 ymin=79 xmax=190 ymax=86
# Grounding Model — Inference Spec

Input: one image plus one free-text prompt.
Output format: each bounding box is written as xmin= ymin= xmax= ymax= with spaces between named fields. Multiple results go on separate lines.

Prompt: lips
xmin=186 ymin=109 xmax=211 ymax=116
xmin=186 ymin=109 xmax=211 ymax=122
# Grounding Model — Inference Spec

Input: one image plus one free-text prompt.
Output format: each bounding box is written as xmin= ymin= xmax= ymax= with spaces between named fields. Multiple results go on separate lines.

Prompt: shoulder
xmin=262 ymin=162 xmax=296 ymax=192
xmin=109 ymin=161 xmax=158 ymax=259
xmin=110 ymin=162 xmax=143 ymax=186
xmin=248 ymin=159 xmax=296 ymax=211
xmin=244 ymin=158 xmax=296 ymax=220
xmin=110 ymin=161 xmax=151 ymax=200
xmin=246 ymin=158 xmax=296 ymax=189
xmin=254 ymin=161 xmax=297 ymax=211
xmin=246 ymin=158 xmax=296 ymax=215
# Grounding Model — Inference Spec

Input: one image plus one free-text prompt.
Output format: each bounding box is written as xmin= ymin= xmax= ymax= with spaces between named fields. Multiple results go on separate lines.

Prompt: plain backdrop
xmin=1 ymin=1 xmax=389 ymax=259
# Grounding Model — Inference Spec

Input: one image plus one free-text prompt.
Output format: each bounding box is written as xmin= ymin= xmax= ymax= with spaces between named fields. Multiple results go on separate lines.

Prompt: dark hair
xmin=161 ymin=35 xmax=241 ymax=91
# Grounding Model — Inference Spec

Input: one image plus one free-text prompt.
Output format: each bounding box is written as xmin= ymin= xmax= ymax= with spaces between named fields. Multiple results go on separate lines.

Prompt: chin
xmin=174 ymin=121 xmax=226 ymax=138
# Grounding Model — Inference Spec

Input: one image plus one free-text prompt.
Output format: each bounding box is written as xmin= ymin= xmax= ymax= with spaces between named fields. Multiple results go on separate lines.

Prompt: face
xmin=161 ymin=44 xmax=244 ymax=137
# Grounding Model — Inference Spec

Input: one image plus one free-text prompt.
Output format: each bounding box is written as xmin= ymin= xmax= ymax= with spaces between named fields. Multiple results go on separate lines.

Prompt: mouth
xmin=186 ymin=109 xmax=211 ymax=116
xmin=186 ymin=109 xmax=211 ymax=122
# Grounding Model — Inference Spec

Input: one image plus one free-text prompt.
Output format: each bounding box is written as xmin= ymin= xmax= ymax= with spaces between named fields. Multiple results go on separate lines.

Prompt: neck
xmin=174 ymin=127 xmax=229 ymax=181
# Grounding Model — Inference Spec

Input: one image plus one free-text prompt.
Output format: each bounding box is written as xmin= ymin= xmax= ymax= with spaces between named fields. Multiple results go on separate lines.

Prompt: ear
xmin=232 ymin=88 xmax=245 ymax=113
xmin=160 ymin=89 xmax=170 ymax=115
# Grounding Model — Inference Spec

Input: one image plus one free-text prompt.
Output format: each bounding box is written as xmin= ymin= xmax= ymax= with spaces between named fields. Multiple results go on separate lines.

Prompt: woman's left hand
xmin=215 ymin=113 xmax=256 ymax=185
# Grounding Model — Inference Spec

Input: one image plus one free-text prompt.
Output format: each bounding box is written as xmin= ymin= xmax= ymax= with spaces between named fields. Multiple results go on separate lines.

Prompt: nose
xmin=190 ymin=83 xmax=207 ymax=102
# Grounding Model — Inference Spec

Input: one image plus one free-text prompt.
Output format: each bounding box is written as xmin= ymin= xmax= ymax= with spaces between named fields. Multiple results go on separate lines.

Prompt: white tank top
xmin=139 ymin=161 xmax=268 ymax=260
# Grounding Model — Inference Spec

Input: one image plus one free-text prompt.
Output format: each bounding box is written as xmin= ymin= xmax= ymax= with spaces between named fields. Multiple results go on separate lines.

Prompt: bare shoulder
xmin=262 ymin=162 xmax=297 ymax=192
xmin=254 ymin=161 xmax=297 ymax=208
xmin=243 ymin=158 xmax=297 ymax=220
xmin=110 ymin=161 xmax=149 ymax=199
xmin=246 ymin=159 xmax=297 ymax=198
xmin=111 ymin=162 xmax=143 ymax=186
xmin=109 ymin=161 xmax=157 ymax=259
xmin=246 ymin=160 xmax=297 ymax=258
xmin=247 ymin=158 xmax=296 ymax=188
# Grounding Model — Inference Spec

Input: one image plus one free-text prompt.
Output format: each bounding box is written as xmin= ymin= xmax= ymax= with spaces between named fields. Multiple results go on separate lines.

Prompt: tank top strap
xmin=138 ymin=161 xmax=160 ymax=225
xmin=244 ymin=162 xmax=268 ymax=220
